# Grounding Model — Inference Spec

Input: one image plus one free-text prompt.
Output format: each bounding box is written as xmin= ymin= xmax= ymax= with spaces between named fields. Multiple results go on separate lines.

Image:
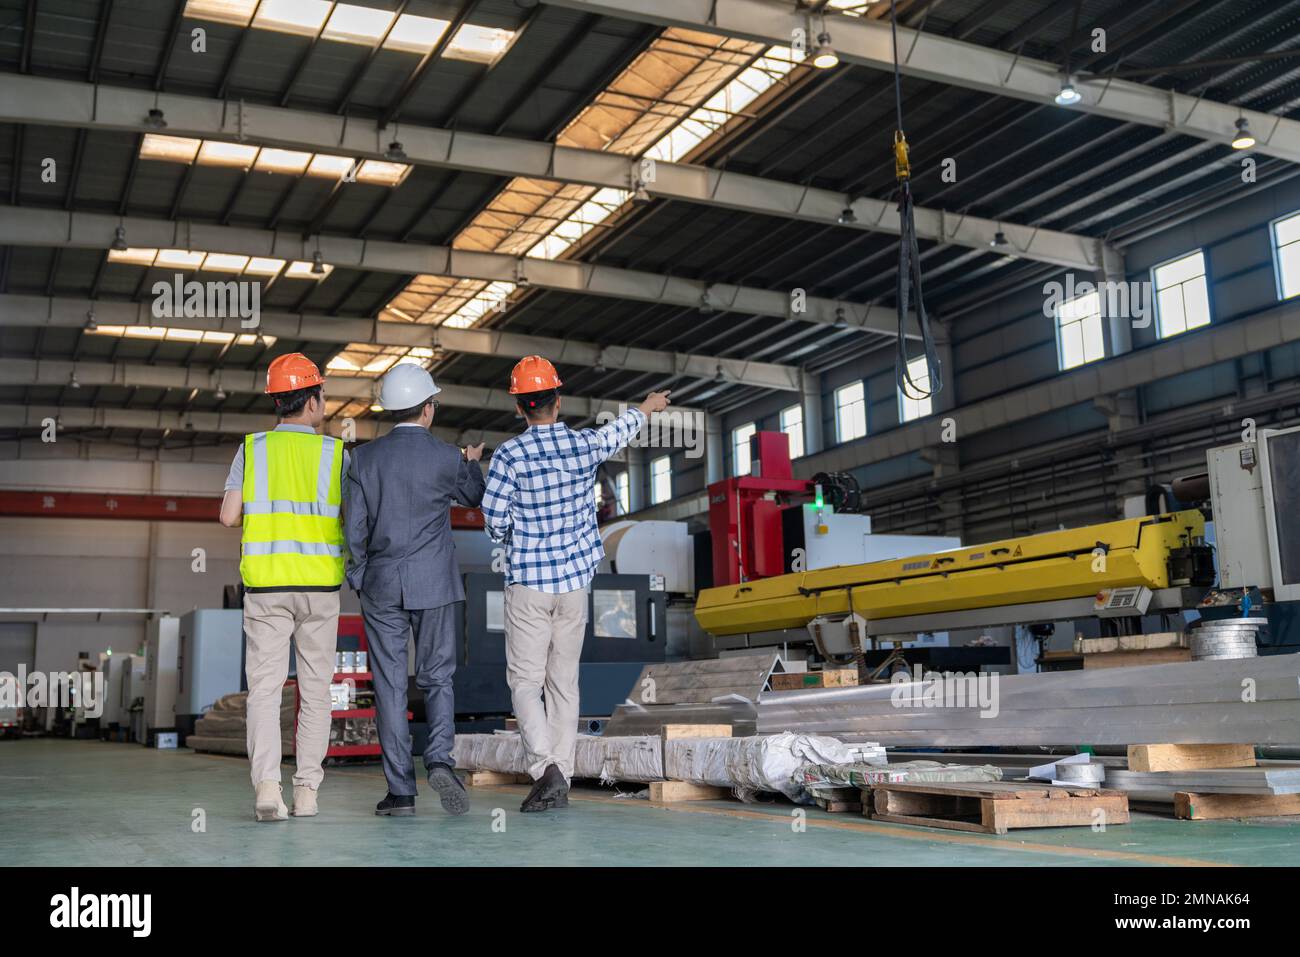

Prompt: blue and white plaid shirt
xmin=481 ymin=408 xmax=646 ymax=594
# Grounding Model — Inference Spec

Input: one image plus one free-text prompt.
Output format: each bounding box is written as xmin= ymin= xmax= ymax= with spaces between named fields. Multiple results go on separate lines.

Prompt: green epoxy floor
xmin=4 ymin=739 xmax=1300 ymax=866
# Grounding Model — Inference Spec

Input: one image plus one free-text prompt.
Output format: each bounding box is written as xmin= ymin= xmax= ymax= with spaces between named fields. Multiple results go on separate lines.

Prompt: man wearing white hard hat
xmin=343 ymin=363 xmax=485 ymax=817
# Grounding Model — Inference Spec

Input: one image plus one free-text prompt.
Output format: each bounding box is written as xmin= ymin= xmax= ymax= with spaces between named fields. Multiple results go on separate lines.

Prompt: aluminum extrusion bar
xmin=755 ymin=654 xmax=1300 ymax=746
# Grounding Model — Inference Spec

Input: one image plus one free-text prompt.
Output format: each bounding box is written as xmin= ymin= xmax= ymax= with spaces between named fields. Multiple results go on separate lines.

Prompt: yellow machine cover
xmin=694 ymin=511 xmax=1205 ymax=637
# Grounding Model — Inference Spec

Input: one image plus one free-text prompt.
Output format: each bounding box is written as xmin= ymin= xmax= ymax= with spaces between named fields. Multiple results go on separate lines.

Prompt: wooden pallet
xmin=461 ymin=770 xmax=531 ymax=787
xmin=1083 ymin=647 xmax=1192 ymax=669
xmin=1174 ymin=791 xmax=1300 ymax=820
xmin=869 ymin=781 xmax=1130 ymax=834
xmin=812 ymin=788 xmax=863 ymax=813
xmin=649 ymin=724 xmax=734 ymax=802
xmin=648 ymin=781 xmax=730 ymax=802
xmin=1127 ymin=743 xmax=1256 ymax=772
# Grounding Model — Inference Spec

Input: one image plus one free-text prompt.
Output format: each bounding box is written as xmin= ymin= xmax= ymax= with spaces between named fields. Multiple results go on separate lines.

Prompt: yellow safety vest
xmin=239 ymin=430 xmax=345 ymax=590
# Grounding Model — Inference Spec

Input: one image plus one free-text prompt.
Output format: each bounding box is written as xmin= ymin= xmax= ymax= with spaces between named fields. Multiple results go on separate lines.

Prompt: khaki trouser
xmin=243 ymin=591 xmax=339 ymax=790
xmin=504 ymin=583 xmax=588 ymax=781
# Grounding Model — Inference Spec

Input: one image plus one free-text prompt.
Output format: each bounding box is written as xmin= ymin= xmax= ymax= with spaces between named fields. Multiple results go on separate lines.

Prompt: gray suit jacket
xmin=344 ymin=426 xmax=486 ymax=610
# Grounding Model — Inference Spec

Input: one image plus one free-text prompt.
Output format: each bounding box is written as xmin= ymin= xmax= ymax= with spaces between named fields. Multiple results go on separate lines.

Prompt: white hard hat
xmin=379 ymin=363 xmax=441 ymax=411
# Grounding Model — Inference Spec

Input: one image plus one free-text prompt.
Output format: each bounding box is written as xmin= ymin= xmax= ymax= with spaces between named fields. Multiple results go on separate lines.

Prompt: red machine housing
xmin=707 ymin=431 xmax=812 ymax=586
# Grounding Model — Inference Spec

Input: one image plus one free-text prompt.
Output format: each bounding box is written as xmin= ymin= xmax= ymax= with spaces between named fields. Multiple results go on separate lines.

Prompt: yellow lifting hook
xmin=893 ymin=129 xmax=910 ymax=182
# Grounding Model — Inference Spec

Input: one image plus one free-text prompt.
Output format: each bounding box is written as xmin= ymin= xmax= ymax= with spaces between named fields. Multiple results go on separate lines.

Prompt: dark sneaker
xmin=428 ymin=763 xmax=469 ymax=816
xmin=520 ymin=764 xmax=567 ymax=813
xmin=375 ymin=792 xmax=416 ymax=817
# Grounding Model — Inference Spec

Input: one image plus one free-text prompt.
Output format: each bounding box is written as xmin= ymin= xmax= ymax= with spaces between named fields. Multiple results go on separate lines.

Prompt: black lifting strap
xmin=890 ymin=0 xmax=942 ymax=404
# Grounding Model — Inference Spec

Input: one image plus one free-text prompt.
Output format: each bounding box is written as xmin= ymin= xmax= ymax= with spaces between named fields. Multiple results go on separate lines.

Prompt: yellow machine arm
xmin=694 ymin=511 xmax=1205 ymax=637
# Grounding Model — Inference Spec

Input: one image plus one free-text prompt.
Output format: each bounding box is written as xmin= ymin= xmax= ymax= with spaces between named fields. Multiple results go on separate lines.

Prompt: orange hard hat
xmin=266 ymin=353 xmax=324 ymax=394
xmin=509 ymin=355 xmax=562 ymax=394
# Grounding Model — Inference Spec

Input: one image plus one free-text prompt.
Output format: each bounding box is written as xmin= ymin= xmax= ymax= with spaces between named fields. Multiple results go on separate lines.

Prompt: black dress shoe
xmin=375 ymin=792 xmax=416 ymax=816
xmin=520 ymin=764 xmax=567 ymax=813
xmin=427 ymin=763 xmax=469 ymax=816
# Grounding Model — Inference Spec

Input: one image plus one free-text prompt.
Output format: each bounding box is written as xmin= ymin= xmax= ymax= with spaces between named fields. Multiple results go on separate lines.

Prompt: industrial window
xmin=834 ymin=381 xmax=867 ymax=443
xmin=780 ymin=404 xmax=804 ymax=458
xmin=1153 ymin=250 xmax=1211 ymax=339
xmin=1055 ymin=290 xmax=1105 ymax=370
xmin=650 ymin=456 xmax=672 ymax=505
xmin=1273 ymin=211 xmax=1300 ymax=300
xmin=898 ymin=355 xmax=934 ymax=421
xmin=615 ymin=471 xmax=630 ymax=514
xmin=732 ymin=422 xmax=756 ymax=477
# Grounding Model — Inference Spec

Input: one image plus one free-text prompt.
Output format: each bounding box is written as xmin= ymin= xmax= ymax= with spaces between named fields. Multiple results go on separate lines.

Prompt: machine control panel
xmin=1093 ymin=586 xmax=1153 ymax=617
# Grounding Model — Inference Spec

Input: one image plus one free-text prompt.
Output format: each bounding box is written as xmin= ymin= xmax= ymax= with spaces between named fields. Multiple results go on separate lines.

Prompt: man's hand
xmin=638 ymin=390 xmax=671 ymax=416
xmin=464 ymin=443 xmax=485 ymax=462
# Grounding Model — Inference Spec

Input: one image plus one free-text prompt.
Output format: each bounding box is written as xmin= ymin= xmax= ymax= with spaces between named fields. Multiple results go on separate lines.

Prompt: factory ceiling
xmin=1 ymin=0 xmax=1299 ymax=449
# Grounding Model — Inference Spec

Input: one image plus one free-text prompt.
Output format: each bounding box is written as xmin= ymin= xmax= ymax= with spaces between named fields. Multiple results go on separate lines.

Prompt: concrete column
xmin=1095 ymin=391 xmax=1145 ymax=515
xmin=920 ymin=445 xmax=964 ymax=539
xmin=800 ymin=370 xmax=823 ymax=456
xmin=705 ymin=413 xmax=724 ymax=486
xmin=626 ymin=446 xmax=646 ymax=512
xmin=1099 ymin=242 xmax=1134 ymax=357
xmin=931 ymin=318 xmax=957 ymax=414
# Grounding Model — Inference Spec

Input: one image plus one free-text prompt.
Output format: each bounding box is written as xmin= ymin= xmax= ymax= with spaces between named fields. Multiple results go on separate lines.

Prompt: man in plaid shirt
xmin=481 ymin=355 xmax=670 ymax=812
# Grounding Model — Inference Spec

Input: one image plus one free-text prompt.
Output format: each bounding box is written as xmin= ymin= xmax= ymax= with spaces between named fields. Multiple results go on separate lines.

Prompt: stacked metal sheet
xmin=1106 ymin=765 xmax=1300 ymax=796
xmin=755 ymin=653 xmax=1300 ymax=746
xmin=1188 ymin=617 xmax=1264 ymax=660
xmin=882 ymin=752 xmax=1300 ymax=803
xmin=602 ymin=699 xmax=758 ymax=737
xmin=622 ymin=653 xmax=781 ymax=706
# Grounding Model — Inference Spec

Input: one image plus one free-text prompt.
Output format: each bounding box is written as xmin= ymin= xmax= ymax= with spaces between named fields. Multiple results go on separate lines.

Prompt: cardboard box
xmin=770 ymin=673 xmax=826 ymax=691
xmin=770 ymin=668 xmax=859 ymax=691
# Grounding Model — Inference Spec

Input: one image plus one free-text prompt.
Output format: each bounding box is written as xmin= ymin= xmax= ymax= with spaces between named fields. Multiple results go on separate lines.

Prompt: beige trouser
xmin=504 ymin=583 xmax=588 ymax=781
xmin=243 ymin=591 xmax=339 ymax=790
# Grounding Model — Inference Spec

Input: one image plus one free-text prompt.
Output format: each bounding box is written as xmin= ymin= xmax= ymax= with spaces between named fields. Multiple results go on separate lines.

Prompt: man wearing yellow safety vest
xmin=219 ymin=353 xmax=346 ymax=822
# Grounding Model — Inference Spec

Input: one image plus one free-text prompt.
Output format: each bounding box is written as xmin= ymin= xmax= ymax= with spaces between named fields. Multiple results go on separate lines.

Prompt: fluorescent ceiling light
xmin=138 ymin=139 xmax=406 ymax=188
xmin=252 ymin=0 xmax=332 ymax=37
xmin=155 ymin=249 xmax=206 ymax=268
xmin=140 ymin=134 xmax=201 ymax=163
xmin=384 ymin=13 xmax=450 ymax=54
xmin=826 ymin=0 xmax=879 ymax=14
xmin=307 ymin=153 xmax=355 ymax=178
xmin=182 ymin=0 xmax=257 ymax=27
xmin=285 ymin=260 xmax=333 ymax=279
xmin=245 ymin=257 xmax=287 ymax=276
xmin=445 ymin=24 xmax=514 ymax=64
xmin=165 ymin=328 xmax=206 ymax=341
xmin=322 ymin=4 xmax=395 ymax=45
xmin=255 ymin=147 xmax=312 ymax=175
xmin=88 ymin=324 xmax=276 ymax=346
xmin=109 ymin=245 xmax=291 ymax=277
xmin=198 ymin=140 xmax=259 ymax=168
xmin=201 ymin=252 xmax=250 ymax=273
xmin=107 ymin=247 xmax=159 ymax=266
xmin=355 ymin=159 xmax=411 ymax=186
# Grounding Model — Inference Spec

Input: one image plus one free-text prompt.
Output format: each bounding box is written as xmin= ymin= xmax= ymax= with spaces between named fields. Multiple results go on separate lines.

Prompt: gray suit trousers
xmin=361 ymin=596 xmax=459 ymax=796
